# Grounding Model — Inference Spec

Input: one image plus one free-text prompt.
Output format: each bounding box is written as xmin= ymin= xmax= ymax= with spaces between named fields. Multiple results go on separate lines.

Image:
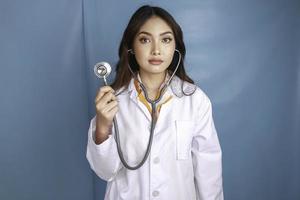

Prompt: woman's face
xmin=132 ymin=16 xmax=176 ymax=78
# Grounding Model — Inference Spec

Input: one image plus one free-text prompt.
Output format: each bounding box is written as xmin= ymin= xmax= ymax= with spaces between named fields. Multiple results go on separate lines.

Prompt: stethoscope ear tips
xmin=128 ymin=49 xmax=135 ymax=54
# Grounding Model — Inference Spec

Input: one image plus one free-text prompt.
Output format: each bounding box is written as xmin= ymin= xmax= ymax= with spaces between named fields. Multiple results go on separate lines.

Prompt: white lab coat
xmin=86 ymin=76 xmax=224 ymax=200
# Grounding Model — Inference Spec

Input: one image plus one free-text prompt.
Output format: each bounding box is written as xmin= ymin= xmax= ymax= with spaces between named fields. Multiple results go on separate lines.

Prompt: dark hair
xmin=111 ymin=5 xmax=194 ymax=91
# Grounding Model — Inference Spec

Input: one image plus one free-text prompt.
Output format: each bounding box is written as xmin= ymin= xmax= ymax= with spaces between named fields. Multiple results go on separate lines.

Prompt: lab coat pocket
xmin=175 ymin=120 xmax=194 ymax=160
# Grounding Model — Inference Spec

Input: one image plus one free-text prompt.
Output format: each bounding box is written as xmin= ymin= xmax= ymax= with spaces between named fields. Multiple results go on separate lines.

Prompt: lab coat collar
xmin=120 ymin=73 xmax=196 ymax=124
xmin=122 ymin=72 xmax=173 ymax=122
xmin=126 ymin=71 xmax=173 ymax=99
xmin=121 ymin=72 xmax=196 ymax=100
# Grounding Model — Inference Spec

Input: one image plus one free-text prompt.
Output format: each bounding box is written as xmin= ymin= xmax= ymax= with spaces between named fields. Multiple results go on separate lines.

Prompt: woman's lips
xmin=148 ymin=59 xmax=163 ymax=65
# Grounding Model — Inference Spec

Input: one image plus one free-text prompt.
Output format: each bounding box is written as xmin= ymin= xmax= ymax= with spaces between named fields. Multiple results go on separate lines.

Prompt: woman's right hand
xmin=94 ymin=86 xmax=119 ymax=143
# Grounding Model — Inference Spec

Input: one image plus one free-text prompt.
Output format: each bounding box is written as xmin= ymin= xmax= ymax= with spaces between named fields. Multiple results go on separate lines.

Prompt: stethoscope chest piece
xmin=94 ymin=62 xmax=112 ymax=85
xmin=94 ymin=62 xmax=111 ymax=79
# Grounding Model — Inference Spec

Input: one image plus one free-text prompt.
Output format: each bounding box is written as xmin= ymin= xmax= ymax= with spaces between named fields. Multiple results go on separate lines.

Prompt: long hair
xmin=111 ymin=5 xmax=194 ymax=92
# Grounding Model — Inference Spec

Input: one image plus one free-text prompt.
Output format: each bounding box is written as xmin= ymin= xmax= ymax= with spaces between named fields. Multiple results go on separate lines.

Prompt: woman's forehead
xmin=138 ymin=16 xmax=173 ymax=35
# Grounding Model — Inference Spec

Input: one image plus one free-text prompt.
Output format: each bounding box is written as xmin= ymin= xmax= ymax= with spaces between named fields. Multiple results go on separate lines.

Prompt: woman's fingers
xmin=94 ymin=85 xmax=119 ymax=123
xmin=101 ymin=102 xmax=119 ymax=120
xmin=102 ymin=100 xmax=118 ymax=114
xmin=95 ymin=86 xmax=115 ymax=103
xmin=95 ymin=92 xmax=116 ymax=113
xmin=101 ymin=92 xmax=116 ymax=104
xmin=109 ymin=106 xmax=119 ymax=117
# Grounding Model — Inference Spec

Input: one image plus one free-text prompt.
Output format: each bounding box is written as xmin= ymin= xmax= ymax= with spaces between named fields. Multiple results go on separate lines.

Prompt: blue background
xmin=0 ymin=0 xmax=299 ymax=199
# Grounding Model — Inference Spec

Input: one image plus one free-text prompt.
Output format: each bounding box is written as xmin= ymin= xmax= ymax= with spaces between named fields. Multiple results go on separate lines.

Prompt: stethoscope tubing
xmin=112 ymin=49 xmax=182 ymax=170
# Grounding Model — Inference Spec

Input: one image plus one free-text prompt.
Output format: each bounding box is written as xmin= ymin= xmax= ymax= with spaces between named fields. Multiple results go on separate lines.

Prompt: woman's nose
xmin=151 ymin=41 xmax=161 ymax=56
xmin=151 ymin=50 xmax=161 ymax=56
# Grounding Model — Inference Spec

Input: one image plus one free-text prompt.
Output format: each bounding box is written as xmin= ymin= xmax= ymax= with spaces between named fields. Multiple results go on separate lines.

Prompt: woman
xmin=87 ymin=5 xmax=223 ymax=200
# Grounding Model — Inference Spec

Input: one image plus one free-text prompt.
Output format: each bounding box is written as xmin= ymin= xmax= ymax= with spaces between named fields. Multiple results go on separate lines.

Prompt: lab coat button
xmin=153 ymin=157 xmax=160 ymax=164
xmin=152 ymin=190 xmax=159 ymax=197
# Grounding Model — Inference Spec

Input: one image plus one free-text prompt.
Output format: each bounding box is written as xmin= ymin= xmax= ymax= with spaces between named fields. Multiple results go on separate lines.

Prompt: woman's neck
xmin=139 ymin=71 xmax=166 ymax=94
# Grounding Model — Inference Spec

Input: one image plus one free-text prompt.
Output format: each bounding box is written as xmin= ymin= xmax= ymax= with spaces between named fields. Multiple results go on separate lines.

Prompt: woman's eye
xmin=162 ymin=37 xmax=173 ymax=43
xmin=139 ymin=37 xmax=150 ymax=44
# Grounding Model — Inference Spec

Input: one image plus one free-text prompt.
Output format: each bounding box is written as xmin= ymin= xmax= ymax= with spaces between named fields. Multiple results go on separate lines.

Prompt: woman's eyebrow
xmin=160 ymin=31 xmax=173 ymax=36
xmin=138 ymin=31 xmax=173 ymax=36
xmin=138 ymin=31 xmax=151 ymax=36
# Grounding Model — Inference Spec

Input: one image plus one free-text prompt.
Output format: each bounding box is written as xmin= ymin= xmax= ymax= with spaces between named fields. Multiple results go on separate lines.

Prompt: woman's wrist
xmin=94 ymin=131 xmax=109 ymax=144
xmin=95 ymin=119 xmax=112 ymax=144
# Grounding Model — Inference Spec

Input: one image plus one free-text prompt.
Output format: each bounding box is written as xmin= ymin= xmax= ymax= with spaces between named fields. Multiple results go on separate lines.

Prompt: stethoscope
xmin=94 ymin=49 xmax=181 ymax=170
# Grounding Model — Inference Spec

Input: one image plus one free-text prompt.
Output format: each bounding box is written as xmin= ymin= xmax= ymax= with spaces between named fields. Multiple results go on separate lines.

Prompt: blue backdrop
xmin=0 ymin=0 xmax=299 ymax=200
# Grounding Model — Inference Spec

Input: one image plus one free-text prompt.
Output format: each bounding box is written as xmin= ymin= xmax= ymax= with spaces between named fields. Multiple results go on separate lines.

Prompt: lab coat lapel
xmin=128 ymin=80 xmax=152 ymax=122
xmin=154 ymin=87 xmax=174 ymax=133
